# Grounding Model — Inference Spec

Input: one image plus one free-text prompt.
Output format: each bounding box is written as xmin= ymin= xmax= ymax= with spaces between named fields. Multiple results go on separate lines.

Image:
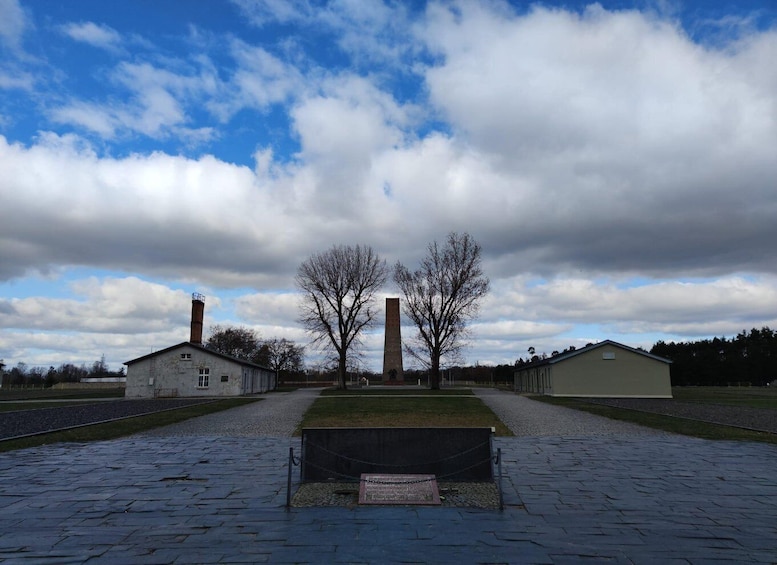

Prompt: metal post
xmin=497 ymin=447 xmax=504 ymax=511
xmin=286 ymin=447 xmax=294 ymax=510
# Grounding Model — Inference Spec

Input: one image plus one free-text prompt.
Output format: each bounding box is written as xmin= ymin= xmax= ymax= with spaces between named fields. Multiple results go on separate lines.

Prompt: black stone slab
xmin=300 ymin=427 xmax=494 ymax=481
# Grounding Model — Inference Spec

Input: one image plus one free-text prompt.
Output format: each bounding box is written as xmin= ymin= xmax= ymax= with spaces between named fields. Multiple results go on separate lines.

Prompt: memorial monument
xmin=382 ymin=297 xmax=404 ymax=383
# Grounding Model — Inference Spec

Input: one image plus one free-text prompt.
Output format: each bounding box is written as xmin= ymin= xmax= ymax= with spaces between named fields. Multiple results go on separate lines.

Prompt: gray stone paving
xmin=0 ymin=388 xmax=775 ymax=563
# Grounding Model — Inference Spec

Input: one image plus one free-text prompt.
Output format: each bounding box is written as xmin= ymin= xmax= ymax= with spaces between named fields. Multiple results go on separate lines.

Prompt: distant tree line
xmin=411 ymin=364 xmax=516 ymax=385
xmin=651 ymin=327 xmax=777 ymax=386
xmin=8 ymin=326 xmax=773 ymax=390
xmin=0 ymin=355 xmax=124 ymax=388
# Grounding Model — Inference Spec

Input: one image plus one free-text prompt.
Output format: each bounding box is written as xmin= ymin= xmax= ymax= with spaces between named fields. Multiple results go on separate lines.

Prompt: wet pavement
xmin=0 ymin=434 xmax=775 ymax=563
xmin=0 ymin=389 xmax=775 ymax=563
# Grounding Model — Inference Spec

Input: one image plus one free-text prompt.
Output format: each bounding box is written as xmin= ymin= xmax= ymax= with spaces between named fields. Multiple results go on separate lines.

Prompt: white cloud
xmin=206 ymin=40 xmax=304 ymax=121
xmin=234 ymin=292 xmax=301 ymax=327
xmin=0 ymin=277 xmax=192 ymax=333
xmin=233 ymin=0 xmax=420 ymax=71
xmin=0 ymin=68 xmax=33 ymax=90
xmin=2 ymin=1 xmax=777 ymax=371
xmin=60 ymin=21 xmax=123 ymax=53
xmin=417 ymin=2 xmax=777 ymax=277
xmin=231 ymin=0 xmax=312 ymax=27
xmin=0 ymin=276 xmax=210 ymax=369
xmin=49 ymin=102 xmax=119 ymax=138
xmin=481 ymin=275 xmax=777 ymax=337
xmin=0 ymin=0 xmax=27 ymax=52
xmin=0 ymin=133 xmax=295 ymax=284
xmin=51 ymin=60 xmax=220 ymax=140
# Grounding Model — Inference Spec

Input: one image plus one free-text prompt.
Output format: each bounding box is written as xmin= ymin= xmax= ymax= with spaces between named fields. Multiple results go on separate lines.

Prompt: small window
xmin=180 ymin=353 xmax=191 ymax=360
xmin=602 ymin=352 xmax=616 ymax=360
xmin=198 ymin=368 xmax=210 ymax=388
xmin=221 ymin=375 xmax=229 ymax=383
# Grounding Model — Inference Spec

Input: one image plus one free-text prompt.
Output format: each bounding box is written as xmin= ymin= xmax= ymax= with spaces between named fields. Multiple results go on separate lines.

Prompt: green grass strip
xmin=297 ymin=394 xmax=512 ymax=436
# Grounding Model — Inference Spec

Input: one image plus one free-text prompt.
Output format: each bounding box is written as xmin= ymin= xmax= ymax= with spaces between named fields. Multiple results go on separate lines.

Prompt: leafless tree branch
xmin=296 ymin=244 xmax=387 ymax=389
xmin=394 ymin=232 xmax=489 ymax=389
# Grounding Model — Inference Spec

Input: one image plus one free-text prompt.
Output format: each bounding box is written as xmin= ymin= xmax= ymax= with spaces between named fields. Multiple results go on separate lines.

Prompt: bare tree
xmin=206 ymin=325 xmax=262 ymax=363
xmin=296 ymin=244 xmax=388 ymax=389
xmin=394 ymin=232 xmax=490 ymax=390
xmin=258 ymin=338 xmax=305 ymax=383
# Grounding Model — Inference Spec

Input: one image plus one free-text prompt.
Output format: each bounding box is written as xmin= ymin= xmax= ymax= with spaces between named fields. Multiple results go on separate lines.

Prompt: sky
xmin=1 ymin=0 xmax=776 ymax=374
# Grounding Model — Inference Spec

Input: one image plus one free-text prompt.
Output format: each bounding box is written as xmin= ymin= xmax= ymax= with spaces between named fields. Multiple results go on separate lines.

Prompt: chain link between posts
xmin=285 ymin=441 xmax=505 ymax=510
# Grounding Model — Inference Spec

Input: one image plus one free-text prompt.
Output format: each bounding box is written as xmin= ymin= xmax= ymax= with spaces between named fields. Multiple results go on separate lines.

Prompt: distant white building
xmin=124 ymin=295 xmax=276 ymax=398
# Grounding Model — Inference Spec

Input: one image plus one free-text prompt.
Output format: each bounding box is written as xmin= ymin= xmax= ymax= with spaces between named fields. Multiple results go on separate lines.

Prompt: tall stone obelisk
xmin=382 ymin=298 xmax=404 ymax=383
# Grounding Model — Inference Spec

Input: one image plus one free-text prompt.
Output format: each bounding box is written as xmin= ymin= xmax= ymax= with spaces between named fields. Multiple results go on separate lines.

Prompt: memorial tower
xmin=382 ymin=298 xmax=404 ymax=383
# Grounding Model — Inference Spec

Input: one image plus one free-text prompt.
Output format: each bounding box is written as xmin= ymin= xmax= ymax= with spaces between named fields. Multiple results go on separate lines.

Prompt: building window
xmin=221 ymin=375 xmax=229 ymax=383
xmin=198 ymin=368 xmax=210 ymax=388
xmin=180 ymin=353 xmax=191 ymax=360
xmin=603 ymin=352 xmax=616 ymax=360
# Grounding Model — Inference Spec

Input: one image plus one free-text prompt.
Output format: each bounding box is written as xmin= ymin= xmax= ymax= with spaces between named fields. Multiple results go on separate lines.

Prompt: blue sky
xmin=1 ymin=0 xmax=776 ymax=373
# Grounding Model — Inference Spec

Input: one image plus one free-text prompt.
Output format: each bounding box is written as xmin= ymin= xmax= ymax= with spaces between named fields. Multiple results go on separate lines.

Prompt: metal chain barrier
xmin=286 ymin=443 xmax=506 ymax=511
xmin=299 ymin=453 xmax=497 ymax=484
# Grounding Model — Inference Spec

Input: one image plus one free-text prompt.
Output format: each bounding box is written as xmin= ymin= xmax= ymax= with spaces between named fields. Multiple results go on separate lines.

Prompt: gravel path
xmin=134 ymin=387 xmax=324 ymax=438
xmin=473 ymin=388 xmax=672 ymax=437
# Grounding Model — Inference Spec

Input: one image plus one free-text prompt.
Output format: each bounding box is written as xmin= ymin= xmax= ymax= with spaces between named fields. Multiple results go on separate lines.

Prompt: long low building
xmin=514 ymin=340 xmax=672 ymax=398
xmin=124 ymin=294 xmax=276 ymax=398
xmin=125 ymin=342 xmax=276 ymax=398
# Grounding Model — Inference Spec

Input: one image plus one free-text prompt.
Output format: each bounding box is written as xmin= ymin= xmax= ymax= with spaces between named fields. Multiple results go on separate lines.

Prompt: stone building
xmin=124 ymin=295 xmax=276 ymax=398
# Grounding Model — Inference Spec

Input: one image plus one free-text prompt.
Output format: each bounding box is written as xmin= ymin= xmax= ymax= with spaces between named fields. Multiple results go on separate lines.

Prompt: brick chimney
xmin=190 ymin=293 xmax=205 ymax=344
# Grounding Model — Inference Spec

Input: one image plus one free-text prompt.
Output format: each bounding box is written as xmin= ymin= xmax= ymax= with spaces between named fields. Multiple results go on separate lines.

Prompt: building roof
xmin=124 ymin=341 xmax=275 ymax=372
xmin=517 ymin=339 xmax=672 ymax=370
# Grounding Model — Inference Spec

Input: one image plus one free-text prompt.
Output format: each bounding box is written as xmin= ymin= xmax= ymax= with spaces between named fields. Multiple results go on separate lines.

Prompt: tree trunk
xmin=338 ymin=353 xmax=348 ymax=390
xmin=429 ymin=355 xmax=440 ymax=390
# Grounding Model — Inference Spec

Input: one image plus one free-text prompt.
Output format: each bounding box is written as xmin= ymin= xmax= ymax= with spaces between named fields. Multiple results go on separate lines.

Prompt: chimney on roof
xmin=190 ymin=293 xmax=205 ymax=344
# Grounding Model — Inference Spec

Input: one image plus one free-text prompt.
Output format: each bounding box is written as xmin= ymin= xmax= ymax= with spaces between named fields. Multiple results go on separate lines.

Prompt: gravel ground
xmin=587 ymin=398 xmax=777 ymax=433
xmin=0 ymin=399 xmax=213 ymax=440
xmin=134 ymin=387 xmax=323 ymax=438
xmin=473 ymin=388 xmax=673 ymax=437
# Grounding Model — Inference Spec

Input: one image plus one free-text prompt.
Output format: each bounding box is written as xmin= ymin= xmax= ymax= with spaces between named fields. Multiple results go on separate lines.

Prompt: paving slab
xmin=0 ymin=395 xmax=776 ymax=563
xmin=0 ymin=440 xmax=766 ymax=562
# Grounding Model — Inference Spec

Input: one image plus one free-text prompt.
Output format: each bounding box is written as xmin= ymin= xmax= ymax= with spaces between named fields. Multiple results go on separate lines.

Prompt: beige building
xmin=124 ymin=294 xmax=276 ymax=398
xmin=514 ymin=340 xmax=672 ymax=398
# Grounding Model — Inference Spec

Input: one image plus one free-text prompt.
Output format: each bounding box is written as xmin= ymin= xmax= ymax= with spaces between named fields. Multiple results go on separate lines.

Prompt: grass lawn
xmin=0 ymin=398 xmax=260 ymax=453
xmin=297 ymin=391 xmax=512 ymax=436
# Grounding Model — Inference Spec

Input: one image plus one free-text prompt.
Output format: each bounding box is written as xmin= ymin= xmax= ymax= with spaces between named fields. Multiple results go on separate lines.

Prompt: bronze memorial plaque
xmin=359 ymin=474 xmax=441 ymax=505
